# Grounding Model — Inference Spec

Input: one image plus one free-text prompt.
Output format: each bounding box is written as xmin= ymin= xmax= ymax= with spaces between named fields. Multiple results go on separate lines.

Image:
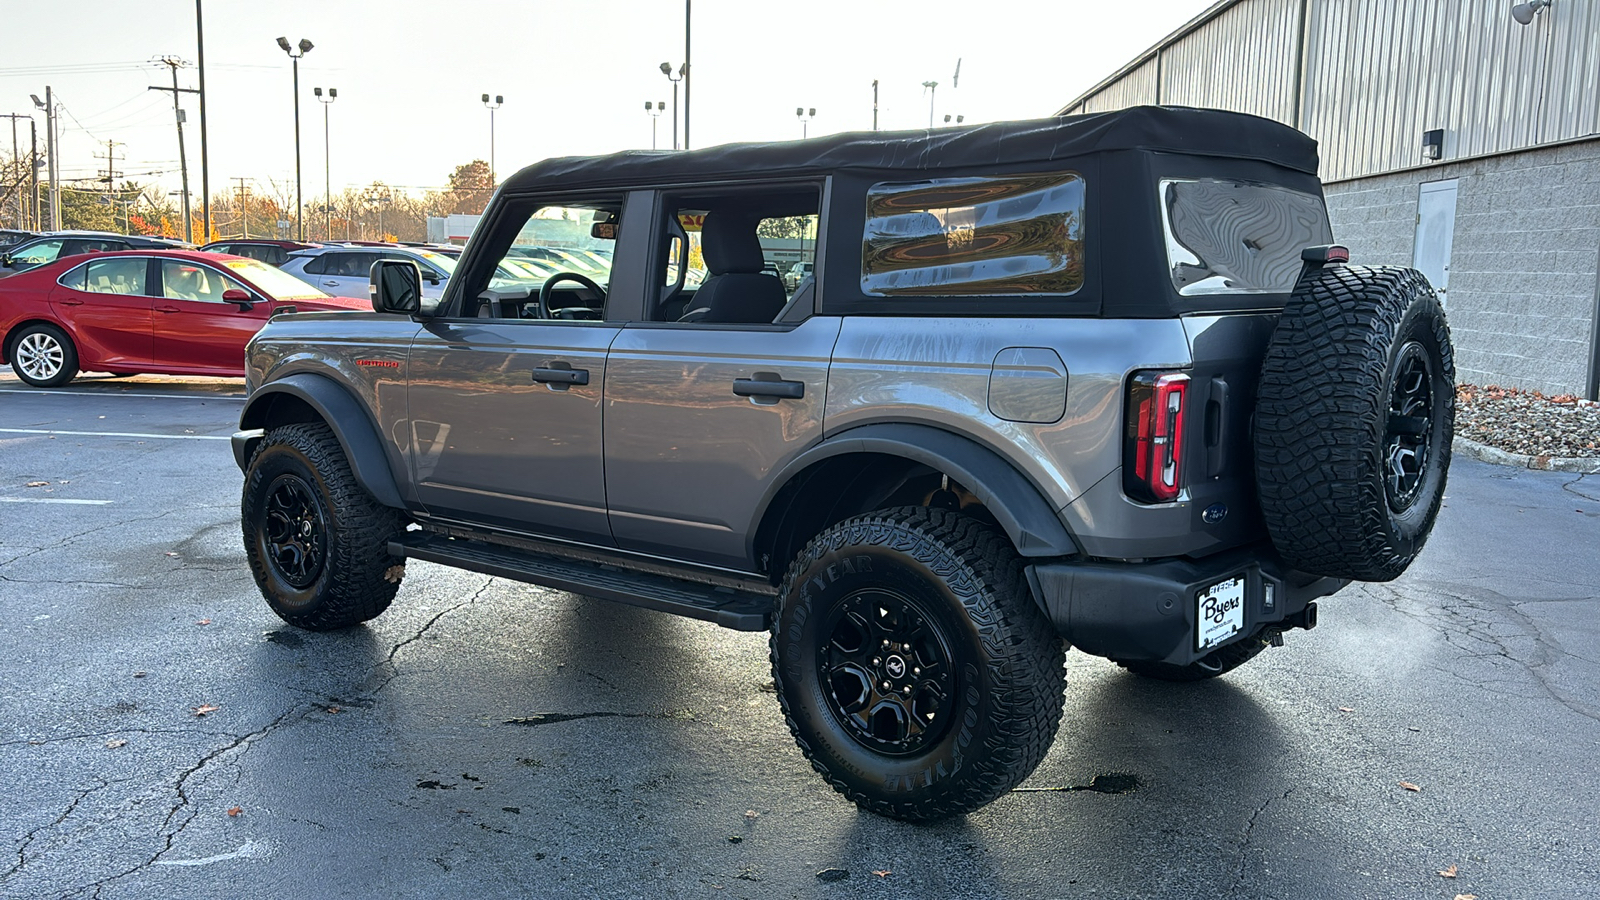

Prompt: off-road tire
xmin=242 ymin=422 xmax=405 ymax=630
xmin=10 ymin=323 xmax=79 ymax=388
xmin=770 ymin=507 xmax=1066 ymax=822
xmin=1116 ymin=626 xmax=1277 ymax=682
xmin=1255 ymin=265 xmax=1454 ymax=582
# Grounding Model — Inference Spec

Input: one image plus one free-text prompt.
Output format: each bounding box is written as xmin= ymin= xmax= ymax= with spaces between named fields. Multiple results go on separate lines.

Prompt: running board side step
xmin=389 ymin=532 xmax=773 ymax=631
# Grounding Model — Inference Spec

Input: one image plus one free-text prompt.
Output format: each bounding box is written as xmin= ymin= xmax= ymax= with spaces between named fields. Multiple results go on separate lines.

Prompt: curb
xmin=1453 ymin=436 xmax=1600 ymax=474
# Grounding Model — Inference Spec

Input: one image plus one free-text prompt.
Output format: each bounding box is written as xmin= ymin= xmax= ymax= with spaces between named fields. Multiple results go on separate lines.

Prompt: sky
xmin=0 ymin=0 xmax=1218 ymax=205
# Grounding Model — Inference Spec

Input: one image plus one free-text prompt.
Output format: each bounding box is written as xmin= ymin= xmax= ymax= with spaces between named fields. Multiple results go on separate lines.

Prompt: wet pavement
xmin=2 ymin=370 xmax=1597 ymax=898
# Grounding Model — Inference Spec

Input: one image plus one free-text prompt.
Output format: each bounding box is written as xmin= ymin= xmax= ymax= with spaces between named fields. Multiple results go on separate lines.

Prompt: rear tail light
xmin=1125 ymin=371 xmax=1190 ymax=503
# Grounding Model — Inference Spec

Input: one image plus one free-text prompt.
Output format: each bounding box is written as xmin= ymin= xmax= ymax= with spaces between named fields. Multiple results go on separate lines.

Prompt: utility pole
xmin=195 ymin=0 xmax=211 ymax=240
xmin=683 ymin=0 xmax=692 ymax=150
xmin=1 ymin=114 xmax=24 ymax=228
xmin=922 ymin=81 xmax=938 ymax=129
xmin=150 ymin=57 xmax=197 ymax=243
xmin=233 ymin=176 xmax=249 ymax=239
xmin=94 ymin=141 xmax=124 ymax=224
xmin=30 ymin=119 xmax=38 ymax=230
xmin=872 ymin=80 xmax=879 ymax=131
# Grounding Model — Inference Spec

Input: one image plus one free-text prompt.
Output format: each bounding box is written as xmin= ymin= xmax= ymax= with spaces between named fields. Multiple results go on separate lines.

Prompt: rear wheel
xmin=771 ymin=507 xmax=1066 ymax=821
xmin=242 ymin=422 xmax=405 ymax=630
xmin=10 ymin=323 xmax=78 ymax=387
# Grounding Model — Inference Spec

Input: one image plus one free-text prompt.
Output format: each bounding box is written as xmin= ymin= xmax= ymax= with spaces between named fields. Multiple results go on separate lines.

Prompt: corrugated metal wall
xmin=1080 ymin=58 xmax=1159 ymax=113
xmin=1064 ymin=0 xmax=1600 ymax=181
xmin=1160 ymin=0 xmax=1301 ymax=122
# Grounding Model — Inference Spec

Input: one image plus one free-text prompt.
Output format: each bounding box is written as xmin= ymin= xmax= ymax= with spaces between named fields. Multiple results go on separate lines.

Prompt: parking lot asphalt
xmin=1 ymin=369 xmax=1597 ymax=899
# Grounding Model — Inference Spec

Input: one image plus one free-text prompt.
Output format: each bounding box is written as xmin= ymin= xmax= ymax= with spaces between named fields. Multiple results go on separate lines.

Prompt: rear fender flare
xmin=236 ymin=372 xmax=405 ymax=509
xmin=750 ymin=422 xmax=1080 ymax=562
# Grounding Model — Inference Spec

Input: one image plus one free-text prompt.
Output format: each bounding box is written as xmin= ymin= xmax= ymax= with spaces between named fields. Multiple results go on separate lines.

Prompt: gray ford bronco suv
xmin=233 ymin=106 xmax=1453 ymax=821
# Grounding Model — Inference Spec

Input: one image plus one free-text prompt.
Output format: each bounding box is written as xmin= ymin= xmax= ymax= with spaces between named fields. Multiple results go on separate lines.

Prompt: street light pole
xmin=315 ymin=86 xmax=335 ymax=240
xmin=683 ymin=0 xmax=692 ymax=150
xmin=796 ymin=107 xmax=815 ymax=139
xmin=276 ymin=36 xmax=314 ymax=241
xmin=195 ymin=0 xmax=211 ymax=240
xmin=922 ymin=81 xmax=938 ymax=129
xmin=481 ymin=94 xmax=502 ymax=186
xmin=32 ymin=89 xmax=58 ymax=231
xmin=660 ymin=63 xmax=683 ymax=150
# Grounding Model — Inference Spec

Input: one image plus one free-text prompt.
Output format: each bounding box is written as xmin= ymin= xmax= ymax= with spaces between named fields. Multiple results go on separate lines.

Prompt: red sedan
xmin=0 ymin=250 xmax=370 ymax=387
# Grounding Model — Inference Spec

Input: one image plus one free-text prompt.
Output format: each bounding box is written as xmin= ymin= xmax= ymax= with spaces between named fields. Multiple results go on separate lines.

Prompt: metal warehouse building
xmin=1061 ymin=0 xmax=1600 ymax=399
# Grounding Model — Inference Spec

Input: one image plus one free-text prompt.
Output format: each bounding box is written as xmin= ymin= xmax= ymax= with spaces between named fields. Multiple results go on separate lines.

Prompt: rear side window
xmin=299 ymin=254 xmax=330 ymax=275
xmin=1160 ymin=179 xmax=1332 ymax=296
xmin=862 ymin=172 xmax=1085 ymax=296
xmin=85 ymin=258 xmax=148 ymax=295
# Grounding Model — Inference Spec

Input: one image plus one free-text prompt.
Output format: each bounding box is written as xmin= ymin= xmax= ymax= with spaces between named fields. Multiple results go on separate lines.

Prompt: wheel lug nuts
xmin=902 ymin=686 xmax=911 ymax=695
xmin=872 ymin=657 xmax=881 ymax=665
xmin=902 ymin=643 xmax=912 ymax=652
xmin=913 ymin=667 xmax=921 ymax=675
xmin=882 ymin=640 xmax=890 ymax=648
xmin=881 ymin=681 xmax=891 ymax=690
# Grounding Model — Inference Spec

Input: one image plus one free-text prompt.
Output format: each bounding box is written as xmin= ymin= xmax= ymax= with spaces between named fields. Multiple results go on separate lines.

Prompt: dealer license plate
xmin=1196 ymin=576 xmax=1245 ymax=652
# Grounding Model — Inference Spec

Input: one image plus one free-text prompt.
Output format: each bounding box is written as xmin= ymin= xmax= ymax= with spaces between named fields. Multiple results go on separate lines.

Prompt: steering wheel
xmin=538 ymin=272 xmax=606 ymax=319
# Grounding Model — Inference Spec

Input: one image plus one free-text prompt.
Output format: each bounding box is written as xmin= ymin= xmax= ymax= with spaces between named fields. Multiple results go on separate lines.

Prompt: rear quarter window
xmin=1160 ymin=179 xmax=1332 ymax=296
xmin=862 ymin=172 xmax=1085 ymax=296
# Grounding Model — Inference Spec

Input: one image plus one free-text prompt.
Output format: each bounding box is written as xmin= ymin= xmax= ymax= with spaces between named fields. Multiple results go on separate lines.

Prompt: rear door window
xmin=862 ymin=172 xmax=1085 ymax=296
xmin=85 ymin=258 xmax=149 ymax=295
xmin=1160 ymin=179 xmax=1332 ymax=296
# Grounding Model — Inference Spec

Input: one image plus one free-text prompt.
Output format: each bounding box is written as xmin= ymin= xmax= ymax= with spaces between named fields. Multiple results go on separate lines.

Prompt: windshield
xmin=219 ymin=257 xmax=333 ymax=300
xmin=411 ymin=250 xmax=457 ymax=275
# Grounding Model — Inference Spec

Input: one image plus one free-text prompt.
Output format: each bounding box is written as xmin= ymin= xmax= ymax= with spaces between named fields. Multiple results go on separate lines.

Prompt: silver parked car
xmin=278 ymin=246 xmax=457 ymax=300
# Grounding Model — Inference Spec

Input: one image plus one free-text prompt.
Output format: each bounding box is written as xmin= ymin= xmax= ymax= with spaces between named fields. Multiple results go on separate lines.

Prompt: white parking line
xmin=0 ymin=428 xmax=231 ymax=441
xmin=0 ymin=389 xmax=245 ymax=401
xmin=0 ymin=497 xmax=113 ymax=505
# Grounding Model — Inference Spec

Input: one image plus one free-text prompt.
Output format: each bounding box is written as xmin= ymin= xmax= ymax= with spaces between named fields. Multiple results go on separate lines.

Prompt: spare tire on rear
xmin=1254 ymin=264 xmax=1454 ymax=582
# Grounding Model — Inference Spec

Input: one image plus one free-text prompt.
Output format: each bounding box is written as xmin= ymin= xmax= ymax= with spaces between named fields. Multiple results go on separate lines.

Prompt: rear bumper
xmin=1026 ymin=545 xmax=1347 ymax=666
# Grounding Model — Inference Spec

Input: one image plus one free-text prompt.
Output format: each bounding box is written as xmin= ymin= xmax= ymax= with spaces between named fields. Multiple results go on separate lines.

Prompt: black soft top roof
xmin=503 ymin=106 xmax=1318 ymax=194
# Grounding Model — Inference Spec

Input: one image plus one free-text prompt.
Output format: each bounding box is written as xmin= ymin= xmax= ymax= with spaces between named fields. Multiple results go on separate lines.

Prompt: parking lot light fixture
xmin=482 ymin=93 xmax=503 ymax=186
xmin=646 ymin=101 xmax=665 ymax=149
xmin=315 ymin=87 xmax=336 ymax=240
xmin=797 ymin=107 xmax=815 ymax=139
xmin=276 ymin=36 xmax=313 ymax=240
xmin=660 ymin=62 xmax=683 ymax=150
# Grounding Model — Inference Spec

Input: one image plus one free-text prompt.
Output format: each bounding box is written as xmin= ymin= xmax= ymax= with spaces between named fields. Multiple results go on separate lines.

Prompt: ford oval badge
xmin=1202 ymin=503 xmax=1228 ymax=525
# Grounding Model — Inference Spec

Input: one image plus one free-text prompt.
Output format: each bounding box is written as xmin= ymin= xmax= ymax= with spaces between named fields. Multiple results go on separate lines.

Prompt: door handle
xmin=733 ymin=377 xmax=804 ymax=400
xmin=58 ymin=299 xmax=84 ymax=307
xmin=155 ymin=306 xmax=181 ymax=314
xmin=532 ymin=366 xmax=589 ymax=386
xmin=322 ymin=281 xmax=339 ymax=287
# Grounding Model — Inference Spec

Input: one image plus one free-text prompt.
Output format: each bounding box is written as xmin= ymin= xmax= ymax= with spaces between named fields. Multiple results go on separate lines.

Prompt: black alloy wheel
xmin=818 ymin=588 xmax=956 ymax=757
xmin=1385 ymin=341 xmax=1434 ymax=512
xmin=262 ymin=475 xmax=328 ymax=589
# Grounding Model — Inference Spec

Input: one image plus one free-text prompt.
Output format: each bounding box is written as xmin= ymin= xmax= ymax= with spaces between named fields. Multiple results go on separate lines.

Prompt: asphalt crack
xmin=5 ymin=777 xmax=113 ymax=880
xmin=1236 ymin=789 xmax=1293 ymax=885
xmin=366 ymin=577 xmax=493 ymax=694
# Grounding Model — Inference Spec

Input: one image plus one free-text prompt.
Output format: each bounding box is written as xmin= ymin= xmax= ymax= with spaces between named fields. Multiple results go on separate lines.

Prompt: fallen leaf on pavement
xmin=326 ymin=706 xmax=340 ymax=714
xmin=226 ymin=806 xmax=243 ymax=817
xmin=873 ymin=870 xmax=892 ymax=877
xmin=193 ymin=704 xmax=220 ymax=716
xmin=165 ymin=552 xmax=180 ymax=558
xmin=1338 ymin=706 xmax=1354 ymax=713
xmin=1454 ymin=895 xmax=1478 ymax=900
xmin=25 ymin=481 xmax=48 ymax=487
xmin=105 ymin=739 xmax=127 ymax=749
xmin=1439 ymin=864 xmax=1458 ymax=878
xmin=132 ymin=672 xmax=147 ymax=678
xmin=195 ymin=619 xmax=212 ymax=626
xmin=1399 ymin=781 xmax=1421 ymax=792
xmin=744 ymin=809 xmax=759 ymax=820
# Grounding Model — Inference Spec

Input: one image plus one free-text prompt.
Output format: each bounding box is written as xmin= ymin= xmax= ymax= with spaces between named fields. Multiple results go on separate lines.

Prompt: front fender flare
xmin=751 ymin=422 xmax=1080 ymax=559
xmin=235 ymin=372 xmax=405 ymax=510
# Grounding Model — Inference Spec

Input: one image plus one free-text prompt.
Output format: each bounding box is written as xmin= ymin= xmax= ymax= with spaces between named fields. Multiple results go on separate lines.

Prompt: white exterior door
xmin=1414 ymin=179 xmax=1458 ymax=305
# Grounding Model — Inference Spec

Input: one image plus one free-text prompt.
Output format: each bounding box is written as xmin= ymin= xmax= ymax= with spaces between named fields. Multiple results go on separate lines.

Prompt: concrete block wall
xmin=1324 ymin=139 xmax=1600 ymax=396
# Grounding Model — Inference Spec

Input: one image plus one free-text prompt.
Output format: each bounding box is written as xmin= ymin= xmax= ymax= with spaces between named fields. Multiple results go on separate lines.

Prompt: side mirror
xmin=222 ymin=288 xmax=254 ymax=311
xmin=370 ymin=259 xmax=423 ymax=315
xmin=0 ymin=255 xmax=11 ymax=268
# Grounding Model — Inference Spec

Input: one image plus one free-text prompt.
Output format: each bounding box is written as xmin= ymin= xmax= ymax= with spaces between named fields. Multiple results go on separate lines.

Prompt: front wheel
xmin=770 ymin=507 xmax=1066 ymax=821
xmin=10 ymin=323 xmax=79 ymax=387
xmin=241 ymin=422 xmax=405 ymax=630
